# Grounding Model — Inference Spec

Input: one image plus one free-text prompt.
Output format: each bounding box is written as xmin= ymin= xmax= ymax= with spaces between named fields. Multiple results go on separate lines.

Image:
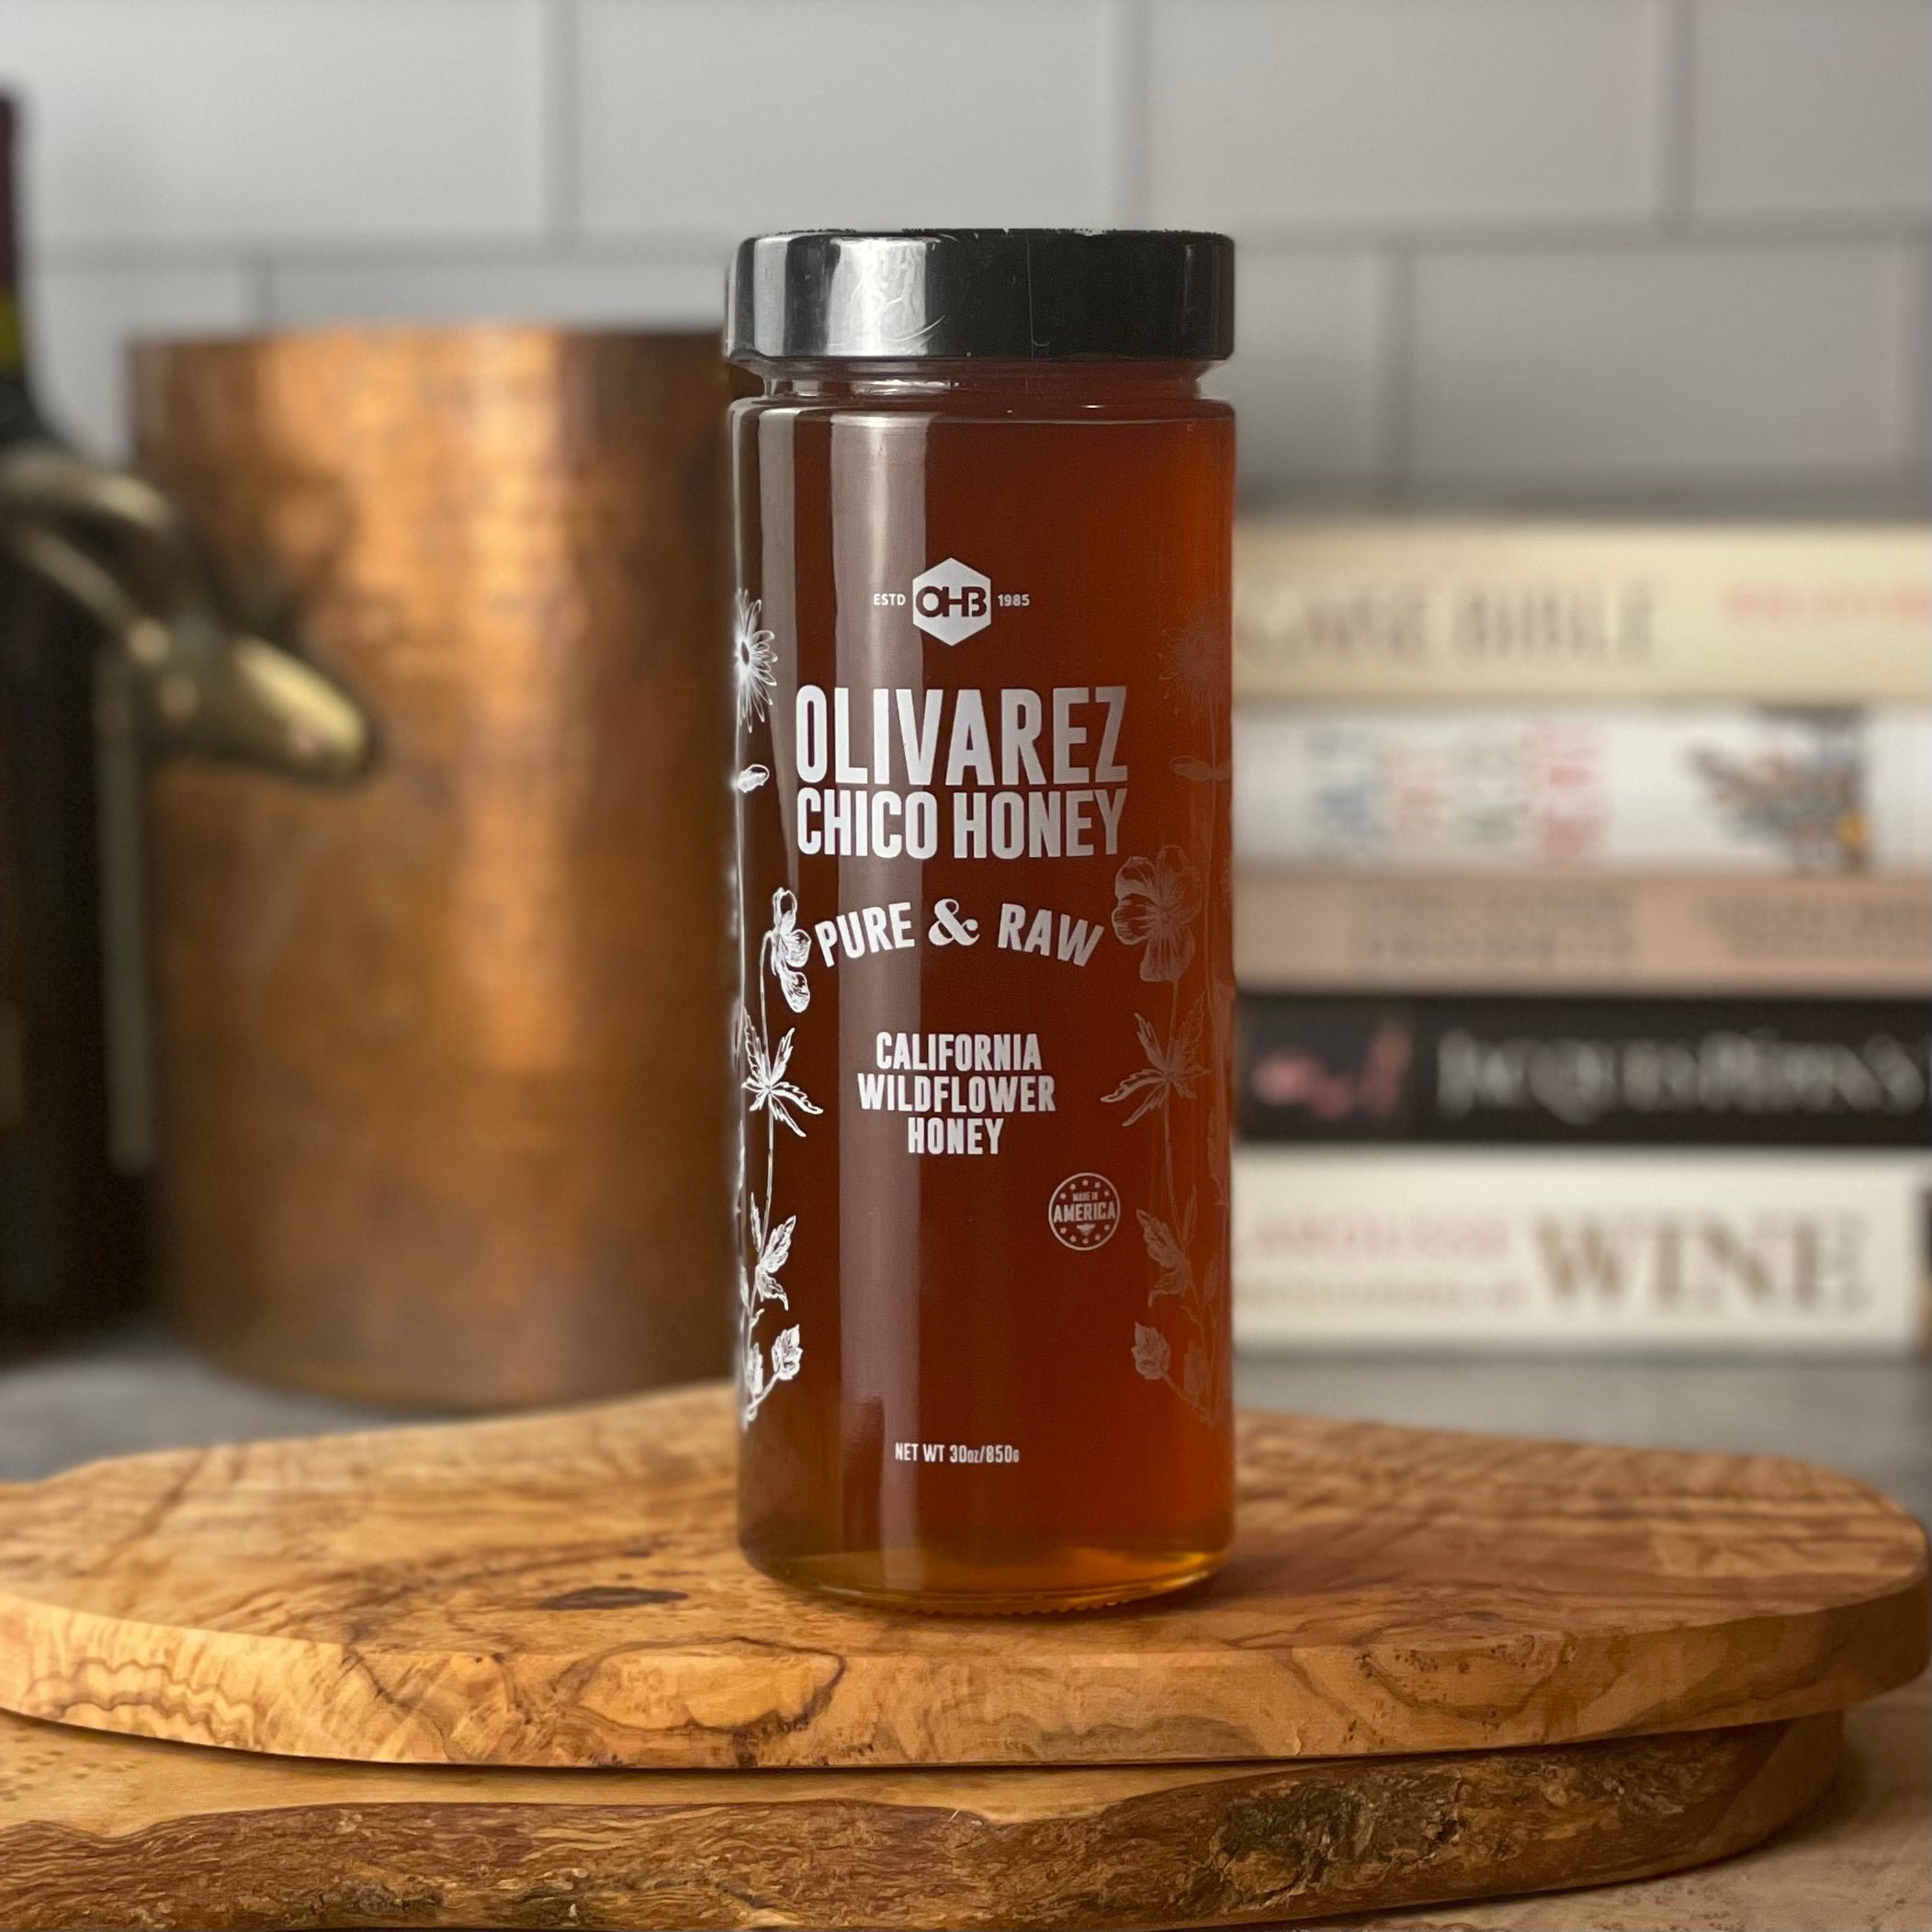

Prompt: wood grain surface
xmin=0 ymin=1706 xmax=1841 ymax=1931
xmin=0 ymin=1384 xmax=1922 ymax=1769
xmin=1302 ymin=1676 xmax=1929 ymax=1932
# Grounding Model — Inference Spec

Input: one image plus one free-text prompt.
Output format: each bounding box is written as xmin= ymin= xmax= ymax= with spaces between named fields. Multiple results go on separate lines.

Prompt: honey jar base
xmin=742 ymin=1540 xmax=1229 ymax=1615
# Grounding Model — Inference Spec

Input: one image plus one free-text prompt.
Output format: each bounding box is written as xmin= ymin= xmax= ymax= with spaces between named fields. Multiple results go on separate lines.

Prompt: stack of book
xmin=1230 ymin=522 xmax=1932 ymax=1355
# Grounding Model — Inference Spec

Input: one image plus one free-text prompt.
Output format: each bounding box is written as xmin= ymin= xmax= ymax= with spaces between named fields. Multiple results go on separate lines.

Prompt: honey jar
xmin=727 ymin=231 xmax=1235 ymax=1610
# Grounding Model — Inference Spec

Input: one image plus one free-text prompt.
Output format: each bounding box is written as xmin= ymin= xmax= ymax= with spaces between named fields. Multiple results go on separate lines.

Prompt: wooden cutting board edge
xmin=0 ymin=1387 xmax=1923 ymax=1771
xmin=0 ymin=1704 xmax=1847 ymax=1932
xmin=0 ymin=1575 xmax=1922 ymax=1773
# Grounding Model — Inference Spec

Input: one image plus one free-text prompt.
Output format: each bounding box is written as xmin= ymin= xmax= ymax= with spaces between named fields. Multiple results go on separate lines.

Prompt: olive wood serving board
xmin=0 ymin=1704 xmax=1842 ymax=1931
xmin=0 ymin=1384 xmax=1922 ymax=1769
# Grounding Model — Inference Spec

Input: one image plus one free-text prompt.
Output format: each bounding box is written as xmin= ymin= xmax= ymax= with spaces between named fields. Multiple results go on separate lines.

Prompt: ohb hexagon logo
xmin=911 ymin=557 xmax=992 ymax=645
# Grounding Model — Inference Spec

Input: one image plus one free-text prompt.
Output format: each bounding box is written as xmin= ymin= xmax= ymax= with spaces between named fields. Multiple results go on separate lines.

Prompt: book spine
xmin=1235 ymin=872 xmax=1932 ymax=997
xmin=1233 ymin=1146 xmax=1931 ymax=1353
xmin=1238 ymin=993 xmax=1932 ymax=1147
xmin=1234 ymin=522 xmax=1932 ymax=704
xmin=1234 ymin=706 xmax=1932 ymax=875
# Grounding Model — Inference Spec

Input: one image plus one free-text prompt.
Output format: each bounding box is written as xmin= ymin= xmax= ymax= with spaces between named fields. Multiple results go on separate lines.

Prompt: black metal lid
xmin=726 ymin=230 xmax=1234 ymax=364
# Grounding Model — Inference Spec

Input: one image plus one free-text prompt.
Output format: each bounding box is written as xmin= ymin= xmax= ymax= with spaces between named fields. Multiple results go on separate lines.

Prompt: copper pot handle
xmin=0 ymin=439 xmax=372 ymax=785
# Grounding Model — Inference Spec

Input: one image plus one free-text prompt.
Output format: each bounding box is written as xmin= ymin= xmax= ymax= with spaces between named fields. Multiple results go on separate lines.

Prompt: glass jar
xmin=727 ymin=230 xmax=1236 ymax=1611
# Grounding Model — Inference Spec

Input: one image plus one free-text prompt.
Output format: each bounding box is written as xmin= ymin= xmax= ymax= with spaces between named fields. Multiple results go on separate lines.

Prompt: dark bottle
xmin=1 ymin=96 xmax=137 ymax=1348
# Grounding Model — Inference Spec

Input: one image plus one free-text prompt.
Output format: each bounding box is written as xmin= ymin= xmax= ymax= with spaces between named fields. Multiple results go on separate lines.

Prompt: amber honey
xmin=726 ymin=232 xmax=1235 ymax=1611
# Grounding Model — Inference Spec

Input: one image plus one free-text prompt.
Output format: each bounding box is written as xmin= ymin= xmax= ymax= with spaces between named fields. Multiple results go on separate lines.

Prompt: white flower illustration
xmin=749 ymin=1200 xmax=795 ymax=1307
xmin=731 ymin=587 xmax=815 ymax=1427
xmin=1137 ymin=1206 xmax=1195 ymax=1303
xmin=767 ymin=887 xmax=812 ymax=1014
xmin=1181 ymin=1341 xmax=1209 ymax=1409
xmin=1159 ymin=618 xmax=1223 ymax=720
xmin=1102 ymin=1005 xmax=1205 ymax=1126
xmin=742 ymin=1017 xmax=822 ymax=1138
xmin=1107 ymin=692 xmax=1228 ymax=1427
xmin=1172 ymin=753 xmax=1233 ymax=785
xmin=744 ymin=1318 xmax=803 ymax=1422
xmin=1113 ymin=846 xmax=1203 ymax=984
xmin=1132 ymin=1324 xmax=1170 ymax=1380
xmin=732 ymin=590 xmax=777 ymax=726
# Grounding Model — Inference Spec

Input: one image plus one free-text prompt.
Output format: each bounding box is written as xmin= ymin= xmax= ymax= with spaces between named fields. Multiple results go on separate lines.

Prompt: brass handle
xmin=0 ymin=439 xmax=373 ymax=785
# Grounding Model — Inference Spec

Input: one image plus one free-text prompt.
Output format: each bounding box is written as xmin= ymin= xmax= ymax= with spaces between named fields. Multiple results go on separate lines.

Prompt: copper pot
xmin=131 ymin=326 xmax=735 ymax=1408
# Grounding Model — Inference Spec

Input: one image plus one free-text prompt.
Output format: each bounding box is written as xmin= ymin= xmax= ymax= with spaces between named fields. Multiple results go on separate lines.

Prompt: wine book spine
xmin=1234 ymin=1145 xmax=1931 ymax=1353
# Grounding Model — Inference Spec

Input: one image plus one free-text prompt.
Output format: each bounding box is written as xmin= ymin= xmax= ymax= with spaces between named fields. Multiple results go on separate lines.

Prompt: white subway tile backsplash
xmin=1690 ymin=0 xmax=1932 ymax=218
xmin=1904 ymin=245 xmax=1932 ymax=488
xmin=577 ymin=0 xmax=1113 ymax=239
xmin=0 ymin=0 xmax=548 ymax=246
xmin=267 ymin=255 xmax=727 ymax=331
xmin=4 ymin=0 xmax=1923 ymax=506
xmin=1208 ymin=251 xmax=1386 ymax=492
xmin=1148 ymin=0 xmax=1666 ymax=232
xmin=26 ymin=262 xmax=258 ymax=456
xmin=1410 ymin=243 xmax=1916 ymax=484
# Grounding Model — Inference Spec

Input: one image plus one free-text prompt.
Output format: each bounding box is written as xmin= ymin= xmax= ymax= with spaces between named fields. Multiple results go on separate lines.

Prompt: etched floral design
xmin=1137 ymin=1203 xmax=1196 ymax=1303
xmin=1159 ymin=617 xmax=1223 ymax=721
xmin=743 ymin=1322 xmax=801 ymax=1416
xmin=1132 ymin=1323 xmax=1170 ymax=1380
xmin=732 ymin=590 xmax=777 ymax=726
xmin=1172 ymin=752 xmax=1233 ymax=785
xmin=738 ymin=997 xmax=819 ymax=1419
xmin=748 ymin=1199 xmax=795 ymax=1307
xmin=743 ymin=1014 xmax=819 ymax=1139
xmin=1107 ymin=955 xmax=1221 ymax=1426
xmin=1112 ymin=845 xmax=1203 ymax=984
xmin=740 ymin=1195 xmax=801 ymax=1415
xmin=1107 ymin=669 xmax=1229 ymax=1424
xmin=733 ymin=586 xmax=816 ymax=1426
xmin=1102 ymin=1004 xmax=1205 ymax=1125
xmin=1164 ymin=619 xmax=1233 ymax=781
xmin=1181 ymin=1339 xmax=1209 ymax=1410
xmin=767 ymin=887 xmax=812 ymax=1014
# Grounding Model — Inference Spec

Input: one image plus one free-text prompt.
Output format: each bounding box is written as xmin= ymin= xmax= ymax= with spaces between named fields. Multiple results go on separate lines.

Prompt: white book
xmin=1234 ymin=521 xmax=1932 ymax=704
xmin=1234 ymin=1147 xmax=1930 ymax=1354
xmin=1234 ymin=706 xmax=1932 ymax=874
xmin=1234 ymin=871 xmax=1932 ymax=997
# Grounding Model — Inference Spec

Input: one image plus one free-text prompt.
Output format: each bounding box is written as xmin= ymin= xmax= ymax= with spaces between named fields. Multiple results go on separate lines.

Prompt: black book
xmin=1237 ymin=992 xmax=1932 ymax=1147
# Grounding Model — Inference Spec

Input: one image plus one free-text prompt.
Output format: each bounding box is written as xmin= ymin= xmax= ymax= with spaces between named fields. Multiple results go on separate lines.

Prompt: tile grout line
xmin=36 ymin=213 xmax=1932 ymax=279
xmin=1209 ymin=215 xmax=1932 ymax=254
xmin=36 ymin=239 xmax=740 ymax=277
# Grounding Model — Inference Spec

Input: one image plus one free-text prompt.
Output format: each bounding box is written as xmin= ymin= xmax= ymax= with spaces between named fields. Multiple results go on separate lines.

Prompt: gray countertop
xmin=3 ymin=1325 xmax=1926 ymax=1522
